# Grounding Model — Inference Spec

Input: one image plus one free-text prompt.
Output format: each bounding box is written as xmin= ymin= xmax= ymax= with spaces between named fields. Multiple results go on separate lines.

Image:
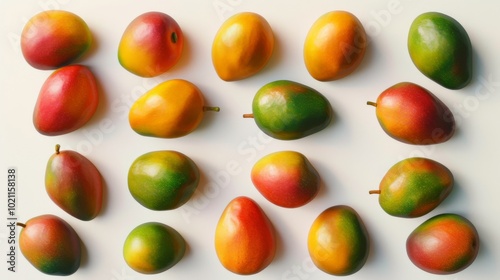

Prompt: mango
xmin=215 ymin=196 xmax=276 ymax=275
xmin=128 ymin=150 xmax=199 ymax=210
xmin=21 ymin=10 xmax=92 ymax=70
xmin=304 ymin=11 xmax=367 ymax=81
xmin=17 ymin=215 xmax=81 ymax=276
xmin=212 ymin=12 xmax=274 ymax=81
xmin=123 ymin=222 xmax=185 ymax=274
xmin=367 ymin=82 xmax=455 ymax=145
xmin=244 ymin=80 xmax=332 ymax=140
xmin=118 ymin=12 xmax=184 ymax=77
xmin=369 ymin=157 xmax=453 ymax=218
xmin=33 ymin=64 xmax=99 ymax=136
xmin=407 ymin=213 xmax=479 ymax=274
xmin=129 ymin=79 xmax=219 ymax=138
xmin=251 ymin=151 xmax=320 ymax=208
xmin=45 ymin=144 xmax=103 ymax=221
xmin=308 ymin=205 xmax=370 ymax=276
xmin=408 ymin=12 xmax=472 ymax=89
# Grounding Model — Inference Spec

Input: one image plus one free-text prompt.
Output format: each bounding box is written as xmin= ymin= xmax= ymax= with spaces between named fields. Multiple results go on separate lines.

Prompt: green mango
xmin=369 ymin=157 xmax=453 ymax=218
xmin=123 ymin=222 xmax=186 ymax=274
xmin=408 ymin=12 xmax=472 ymax=89
xmin=128 ymin=150 xmax=199 ymax=210
xmin=244 ymin=80 xmax=332 ymax=140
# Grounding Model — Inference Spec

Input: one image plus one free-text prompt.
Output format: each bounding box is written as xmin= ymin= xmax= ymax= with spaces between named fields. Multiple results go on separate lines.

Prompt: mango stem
xmin=369 ymin=190 xmax=381 ymax=194
xmin=55 ymin=144 xmax=60 ymax=154
xmin=243 ymin=113 xmax=254 ymax=118
xmin=16 ymin=222 xmax=26 ymax=228
xmin=203 ymin=106 xmax=220 ymax=112
xmin=366 ymin=101 xmax=377 ymax=107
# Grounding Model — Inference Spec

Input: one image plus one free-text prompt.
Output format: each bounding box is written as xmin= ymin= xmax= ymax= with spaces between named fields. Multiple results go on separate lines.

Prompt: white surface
xmin=1 ymin=0 xmax=500 ymax=279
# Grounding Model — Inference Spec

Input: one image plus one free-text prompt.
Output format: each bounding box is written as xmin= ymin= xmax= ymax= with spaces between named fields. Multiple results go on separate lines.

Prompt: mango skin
xmin=123 ymin=222 xmax=186 ymax=274
xmin=212 ymin=12 xmax=274 ymax=81
xmin=33 ymin=65 xmax=99 ymax=136
xmin=21 ymin=10 xmax=92 ymax=70
xmin=251 ymin=151 xmax=320 ymax=208
xmin=128 ymin=150 xmax=199 ymax=210
xmin=45 ymin=145 xmax=103 ymax=221
xmin=304 ymin=11 xmax=367 ymax=81
xmin=118 ymin=12 xmax=183 ymax=77
xmin=369 ymin=82 xmax=455 ymax=145
xmin=407 ymin=213 xmax=479 ymax=274
xmin=308 ymin=205 xmax=370 ymax=276
xmin=18 ymin=215 xmax=81 ymax=276
xmin=373 ymin=157 xmax=453 ymax=218
xmin=408 ymin=12 xmax=472 ymax=89
xmin=250 ymin=80 xmax=333 ymax=140
xmin=215 ymin=196 xmax=276 ymax=275
xmin=129 ymin=79 xmax=212 ymax=138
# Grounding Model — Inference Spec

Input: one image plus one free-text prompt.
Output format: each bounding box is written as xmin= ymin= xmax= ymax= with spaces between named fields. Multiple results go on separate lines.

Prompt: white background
xmin=1 ymin=0 xmax=500 ymax=279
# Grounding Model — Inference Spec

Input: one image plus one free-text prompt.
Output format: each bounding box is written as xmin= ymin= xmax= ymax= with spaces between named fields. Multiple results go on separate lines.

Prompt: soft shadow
xmin=79 ymin=237 xmax=89 ymax=269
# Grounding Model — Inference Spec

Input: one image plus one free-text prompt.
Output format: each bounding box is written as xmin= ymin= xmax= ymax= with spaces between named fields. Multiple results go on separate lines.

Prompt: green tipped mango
xmin=408 ymin=12 xmax=472 ymax=89
xmin=308 ymin=205 xmax=369 ymax=276
xmin=370 ymin=157 xmax=453 ymax=218
xmin=407 ymin=213 xmax=479 ymax=274
xmin=244 ymin=80 xmax=332 ymax=140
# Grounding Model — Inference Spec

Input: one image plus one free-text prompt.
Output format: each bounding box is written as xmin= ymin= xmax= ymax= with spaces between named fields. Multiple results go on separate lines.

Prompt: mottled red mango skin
xmin=118 ymin=12 xmax=184 ymax=77
xmin=215 ymin=196 xmax=276 ymax=275
xmin=373 ymin=82 xmax=455 ymax=145
xmin=21 ymin=10 xmax=92 ymax=70
xmin=33 ymin=65 xmax=98 ymax=136
xmin=18 ymin=215 xmax=81 ymax=276
xmin=407 ymin=213 xmax=479 ymax=274
xmin=251 ymin=151 xmax=320 ymax=208
xmin=46 ymin=145 xmax=103 ymax=221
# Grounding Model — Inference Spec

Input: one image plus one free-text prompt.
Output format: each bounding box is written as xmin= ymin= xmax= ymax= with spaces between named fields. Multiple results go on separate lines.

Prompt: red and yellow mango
xmin=251 ymin=151 xmax=320 ymax=208
xmin=215 ymin=196 xmax=276 ymax=275
xmin=33 ymin=64 xmax=99 ymax=136
xmin=21 ymin=10 xmax=92 ymax=70
xmin=407 ymin=213 xmax=479 ymax=274
xmin=118 ymin=12 xmax=184 ymax=77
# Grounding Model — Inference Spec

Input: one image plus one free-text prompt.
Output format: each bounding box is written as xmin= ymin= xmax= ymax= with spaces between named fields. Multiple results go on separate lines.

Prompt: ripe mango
xmin=304 ymin=11 xmax=367 ymax=81
xmin=308 ymin=205 xmax=370 ymax=276
xmin=215 ymin=196 xmax=276 ymax=275
xmin=369 ymin=157 xmax=453 ymax=218
xmin=251 ymin=151 xmax=320 ymax=208
xmin=367 ymin=82 xmax=455 ymax=145
xmin=212 ymin=12 xmax=274 ymax=81
xmin=18 ymin=215 xmax=81 ymax=276
xmin=45 ymin=144 xmax=103 ymax=221
xmin=21 ymin=10 xmax=92 ymax=70
xmin=244 ymin=80 xmax=332 ymax=140
xmin=128 ymin=79 xmax=219 ymax=138
xmin=128 ymin=150 xmax=199 ymax=210
xmin=33 ymin=65 xmax=99 ymax=136
xmin=123 ymin=222 xmax=185 ymax=274
xmin=408 ymin=12 xmax=472 ymax=89
xmin=118 ymin=12 xmax=184 ymax=77
xmin=407 ymin=213 xmax=479 ymax=274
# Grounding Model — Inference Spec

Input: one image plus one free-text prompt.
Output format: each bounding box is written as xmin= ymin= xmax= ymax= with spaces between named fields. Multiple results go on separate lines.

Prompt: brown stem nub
xmin=366 ymin=101 xmax=377 ymax=107
xmin=369 ymin=190 xmax=381 ymax=195
xmin=55 ymin=144 xmax=61 ymax=154
xmin=16 ymin=222 xmax=26 ymax=228
xmin=243 ymin=113 xmax=254 ymax=118
xmin=203 ymin=106 xmax=220 ymax=112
